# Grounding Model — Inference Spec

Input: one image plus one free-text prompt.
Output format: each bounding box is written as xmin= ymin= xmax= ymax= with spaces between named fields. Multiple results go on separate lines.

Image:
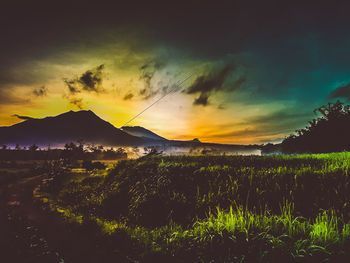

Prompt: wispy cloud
xmin=69 ymin=98 xmax=84 ymax=109
xmin=201 ymin=109 xmax=312 ymax=142
xmin=64 ymin=64 xmax=105 ymax=95
xmin=123 ymin=92 xmax=134 ymax=100
xmin=138 ymin=59 xmax=166 ymax=100
xmin=0 ymin=89 xmax=30 ymax=105
xmin=185 ymin=62 xmax=244 ymax=106
xmin=33 ymin=86 xmax=48 ymax=97
xmin=63 ymin=64 xmax=105 ymax=109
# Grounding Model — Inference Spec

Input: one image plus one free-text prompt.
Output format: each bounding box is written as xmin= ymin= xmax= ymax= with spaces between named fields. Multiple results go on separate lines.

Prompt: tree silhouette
xmin=143 ymin=146 xmax=163 ymax=157
xmin=314 ymin=100 xmax=350 ymax=120
xmin=282 ymin=100 xmax=350 ymax=153
xmin=29 ymin=144 xmax=39 ymax=151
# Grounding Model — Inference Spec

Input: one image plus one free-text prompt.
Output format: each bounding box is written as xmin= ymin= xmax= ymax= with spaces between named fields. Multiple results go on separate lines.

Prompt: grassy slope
xmin=35 ymin=153 xmax=350 ymax=262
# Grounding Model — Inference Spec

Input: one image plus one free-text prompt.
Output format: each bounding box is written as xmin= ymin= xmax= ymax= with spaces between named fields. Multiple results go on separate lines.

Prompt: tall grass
xmin=34 ymin=153 xmax=350 ymax=262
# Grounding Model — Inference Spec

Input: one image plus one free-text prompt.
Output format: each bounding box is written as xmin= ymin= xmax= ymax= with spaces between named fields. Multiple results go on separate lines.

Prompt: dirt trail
xmin=0 ymin=174 xmax=134 ymax=263
xmin=0 ymin=174 xmax=65 ymax=263
xmin=6 ymin=175 xmax=45 ymax=220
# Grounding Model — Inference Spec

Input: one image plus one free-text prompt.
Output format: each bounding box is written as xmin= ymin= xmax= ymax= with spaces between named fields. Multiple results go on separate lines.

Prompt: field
xmin=29 ymin=153 xmax=350 ymax=262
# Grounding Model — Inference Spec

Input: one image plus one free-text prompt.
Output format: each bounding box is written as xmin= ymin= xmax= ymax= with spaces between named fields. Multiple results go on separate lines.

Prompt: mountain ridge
xmin=0 ymin=110 xmax=150 ymax=147
xmin=0 ymin=110 xmax=260 ymax=155
xmin=121 ymin=126 xmax=167 ymax=141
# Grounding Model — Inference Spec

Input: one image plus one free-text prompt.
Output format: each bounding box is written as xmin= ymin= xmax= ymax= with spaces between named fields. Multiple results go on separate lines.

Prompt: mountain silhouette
xmin=0 ymin=110 xmax=162 ymax=147
xmin=0 ymin=110 xmax=260 ymax=155
xmin=121 ymin=126 xmax=167 ymax=141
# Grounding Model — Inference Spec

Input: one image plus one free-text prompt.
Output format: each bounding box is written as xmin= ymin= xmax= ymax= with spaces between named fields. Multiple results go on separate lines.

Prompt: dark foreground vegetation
xmin=31 ymin=153 xmax=350 ymax=262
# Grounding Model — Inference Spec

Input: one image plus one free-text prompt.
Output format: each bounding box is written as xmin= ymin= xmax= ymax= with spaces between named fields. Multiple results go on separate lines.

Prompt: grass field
xmin=34 ymin=153 xmax=350 ymax=262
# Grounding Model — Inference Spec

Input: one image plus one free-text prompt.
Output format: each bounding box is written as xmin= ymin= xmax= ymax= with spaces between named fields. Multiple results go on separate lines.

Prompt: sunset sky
xmin=2 ymin=1 xmax=350 ymax=144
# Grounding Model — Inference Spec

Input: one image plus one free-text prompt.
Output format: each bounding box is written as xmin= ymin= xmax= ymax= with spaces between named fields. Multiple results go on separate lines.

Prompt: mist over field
xmin=125 ymin=146 xmax=262 ymax=158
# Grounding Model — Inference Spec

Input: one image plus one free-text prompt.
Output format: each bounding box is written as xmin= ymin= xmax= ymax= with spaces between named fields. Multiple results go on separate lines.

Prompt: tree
xmin=29 ymin=144 xmax=39 ymax=151
xmin=282 ymin=100 xmax=350 ymax=153
xmin=63 ymin=141 xmax=85 ymax=161
xmin=314 ymin=100 xmax=350 ymax=121
xmin=143 ymin=146 xmax=163 ymax=157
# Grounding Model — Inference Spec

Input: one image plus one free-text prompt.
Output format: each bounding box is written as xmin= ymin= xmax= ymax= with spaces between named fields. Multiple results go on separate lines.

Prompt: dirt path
xmin=0 ymin=174 xmax=134 ymax=263
xmin=0 ymin=174 xmax=65 ymax=263
xmin=6 ymin=174 xmax=46 ymax=220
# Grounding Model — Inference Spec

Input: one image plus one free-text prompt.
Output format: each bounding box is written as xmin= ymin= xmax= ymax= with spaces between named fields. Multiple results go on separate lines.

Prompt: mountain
xmin=0 ymin=110 xmax=261 ymax=155
xmin=0 ymin=110 xmax=147 ymax=147
xmin=121 ymin=126 xmax=167 ymax=141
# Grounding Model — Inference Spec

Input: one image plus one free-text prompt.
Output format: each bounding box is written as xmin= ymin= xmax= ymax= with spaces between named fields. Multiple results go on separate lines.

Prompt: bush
xmin=82 ymin=160 xmax=106 ymax=170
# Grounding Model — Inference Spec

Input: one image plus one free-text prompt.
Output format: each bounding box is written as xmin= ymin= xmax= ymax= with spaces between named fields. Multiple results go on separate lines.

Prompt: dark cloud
xmin=328 ymin=82 xmax=350 ymax=101
xmin=62 ymin=65 xmax=104 ymax=108
xmin=218 ymin=104 xmax=226 ymax=110
xmin=0 ymin=66 xmax=47 ymax=88
xmin=12 ymin=114 xmax=35 ymax=120
xmin=186 ymin=63 xmax=242 ymax=106
xmin=64 ymin=79 xmax=80 ymax=95
xmin=79 ymin=64 xmax=104 ymax=92
xmin=230 ymin=76 xmax=246 ymax=91
xmin=2 ymin=0 xmax=350 ymax=136
xmin=3 ymin=0 xmax=347 ymax=65
xmin=123 ymin=92 xmax=134 ymax=100
xmin=1 ymin=1 xmax=350 ymax=80
xmin=64 ymin=64 xmax=105 ymax=95
xmin=193 ymin=93 xmax=209 ymax=106
xmin=69 ymin=98 xmax=84 ymax=109
xmin=138 ymin=60 xmax=166 ymax=99
xmin=187 ymin=64 xmax=235 ymax=94
xmin=33 ymin=86 xmax=48 ymax=97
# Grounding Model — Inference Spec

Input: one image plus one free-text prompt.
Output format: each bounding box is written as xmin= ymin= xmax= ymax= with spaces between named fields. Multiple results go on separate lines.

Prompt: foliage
xmin=28 ymin=144 xmax=39 ymax=151
xmin=143 ymin=146 xmax=163 ymax=157
xmin=0 ymin=142 xmax=127 ymax=161
xmin=282 ymin=100 xmax=350 ymax=153
xmin=34 ymin=153 xmax=350 ymax=262
xmin=82 ymin=160 xmax=107 ymax=170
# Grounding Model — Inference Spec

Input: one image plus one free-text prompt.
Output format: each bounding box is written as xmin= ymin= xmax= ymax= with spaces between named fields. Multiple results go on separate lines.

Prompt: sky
xmin=2 ymin=0 xmax=350 ymax=144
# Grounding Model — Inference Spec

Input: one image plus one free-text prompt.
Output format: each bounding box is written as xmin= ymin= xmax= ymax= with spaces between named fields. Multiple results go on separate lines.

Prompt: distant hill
xmin=0 ymin=110 xmax=261 ymax=155
xmin=121 ymin=126 xmax=167 ymax=141
xmin=0 ymin=110 xmax=146 ymax=147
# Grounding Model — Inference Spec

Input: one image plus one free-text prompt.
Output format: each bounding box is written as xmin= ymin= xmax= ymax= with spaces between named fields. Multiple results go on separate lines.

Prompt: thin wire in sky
xmin=121 ymin=72 xmax=195 ymax=127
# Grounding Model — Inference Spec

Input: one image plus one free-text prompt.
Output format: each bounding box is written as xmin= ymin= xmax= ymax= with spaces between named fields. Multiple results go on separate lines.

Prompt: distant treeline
xmin=0 ymin=142 xmax=127 ymax=160
xmin=282 ymin=100 xmax=350 ymax=153
xmin=263 ymin=101 xmax=350 ymax=154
